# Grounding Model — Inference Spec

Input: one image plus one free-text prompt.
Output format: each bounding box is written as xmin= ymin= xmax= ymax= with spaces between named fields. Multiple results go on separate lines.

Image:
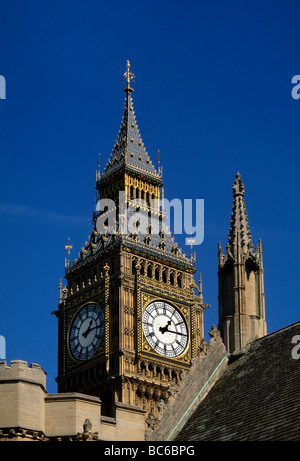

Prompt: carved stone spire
xmin=227 ymin=172 xmax=253 ymax=254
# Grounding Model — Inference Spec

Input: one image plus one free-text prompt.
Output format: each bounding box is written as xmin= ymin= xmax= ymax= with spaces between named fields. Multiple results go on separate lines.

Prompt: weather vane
xmin=123 ymin=60 xmax=135 ymax=92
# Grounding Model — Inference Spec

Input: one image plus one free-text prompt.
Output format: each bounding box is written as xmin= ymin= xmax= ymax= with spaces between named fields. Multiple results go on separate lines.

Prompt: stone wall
xmin=0 ymin=360 xmax=145 ymax=441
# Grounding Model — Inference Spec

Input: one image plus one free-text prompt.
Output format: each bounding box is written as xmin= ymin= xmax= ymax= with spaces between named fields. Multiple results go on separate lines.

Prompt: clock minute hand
xmin=166 ymin=328 xmax=187 ymax=337
xmin=82 ymin=322 xmax=103 ymax=338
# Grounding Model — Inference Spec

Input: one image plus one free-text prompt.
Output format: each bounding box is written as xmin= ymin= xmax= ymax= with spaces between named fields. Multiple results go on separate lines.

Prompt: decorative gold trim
xmin=66 ymin=301 xmax=105 ymax=366
xmin=136 ymin=262 xmax=142 ymax=357
xmin=140 ymin=295 xmax=192 ymax=365
xmin=104 ymin=264 xmax=110 ymax=371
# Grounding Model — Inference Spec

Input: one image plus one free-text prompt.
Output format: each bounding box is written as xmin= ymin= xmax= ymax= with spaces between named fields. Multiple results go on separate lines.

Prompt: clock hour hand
xmin=159 ymin=320 xmax=171 ymax=334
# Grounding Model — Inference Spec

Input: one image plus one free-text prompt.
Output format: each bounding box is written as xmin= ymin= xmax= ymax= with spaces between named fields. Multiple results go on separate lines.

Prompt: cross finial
xmin=123 ymin=60 xmax=135 ymax=93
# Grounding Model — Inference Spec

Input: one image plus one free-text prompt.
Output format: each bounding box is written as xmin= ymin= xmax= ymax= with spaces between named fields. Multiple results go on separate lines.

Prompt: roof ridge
xmin=252 ymin=320 xmax=300 ymax=343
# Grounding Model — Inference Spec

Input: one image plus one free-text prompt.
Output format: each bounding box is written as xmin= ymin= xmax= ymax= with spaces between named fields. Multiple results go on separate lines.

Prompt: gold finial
xmin=157 ymin=149 xmax=161 ymax=167
xmin=65 ymin=237 xmax=73 ymax=268
xmin=123 ymin=60 xmax=135 ymax=92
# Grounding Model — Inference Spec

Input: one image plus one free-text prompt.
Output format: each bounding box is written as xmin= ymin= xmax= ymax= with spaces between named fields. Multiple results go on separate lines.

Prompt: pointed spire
xmin=227 ymin=172 xmax=253 ymax=253
xmin=99 ymin=60 xmax=162 ymax=183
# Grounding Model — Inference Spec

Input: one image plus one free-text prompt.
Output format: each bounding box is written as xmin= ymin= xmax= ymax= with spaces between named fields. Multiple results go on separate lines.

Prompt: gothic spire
xmin=218 ymin=172 xmax=267 ymax=353
xmin=99 ymin=60 xmax=161 ymax=183
xmin=227 ymin=172 xmax=253 ymax=254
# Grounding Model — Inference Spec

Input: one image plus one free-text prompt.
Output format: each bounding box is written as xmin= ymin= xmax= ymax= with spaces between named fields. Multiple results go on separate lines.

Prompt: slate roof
xmin=99 ymin=81 xmax=161 ymax=183
xmin=66 ymin=210 xmax=195 ymax=275
xmin=176 ymin=321 xmax=300 ymax=441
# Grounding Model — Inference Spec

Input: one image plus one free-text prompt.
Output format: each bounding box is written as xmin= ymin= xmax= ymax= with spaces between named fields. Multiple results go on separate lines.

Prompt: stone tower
xmin=55 ymin=61 xmax=207 ymax=418
xmin=218 ymin=172 xmax=267 ymax=353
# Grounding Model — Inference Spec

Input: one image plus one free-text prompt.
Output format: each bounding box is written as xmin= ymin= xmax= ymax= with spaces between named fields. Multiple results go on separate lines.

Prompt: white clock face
xmin=69 ymin=303 xmax=104 ymax=361
xmin=142 ymin=301 xmax=188 ymax=358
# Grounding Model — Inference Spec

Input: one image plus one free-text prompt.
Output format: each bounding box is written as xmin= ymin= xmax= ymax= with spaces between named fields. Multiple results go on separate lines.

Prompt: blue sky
xmin=0 ymin=0 xmax=299 ymax=393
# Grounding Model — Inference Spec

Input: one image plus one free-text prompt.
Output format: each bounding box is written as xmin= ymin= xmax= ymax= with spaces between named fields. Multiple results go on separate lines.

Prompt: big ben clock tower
xmin=55 ymin=61 xmax=208 ymax=418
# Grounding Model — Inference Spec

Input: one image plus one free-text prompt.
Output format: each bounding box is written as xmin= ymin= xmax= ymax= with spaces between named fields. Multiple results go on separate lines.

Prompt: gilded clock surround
xmin=141 ymin=299 xmax=190 ymax=360
xmin=68 ymin=302 xmax=105 ymax=361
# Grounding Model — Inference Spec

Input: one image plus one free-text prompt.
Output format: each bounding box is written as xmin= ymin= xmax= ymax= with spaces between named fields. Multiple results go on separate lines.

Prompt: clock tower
xmin=55 ymin=62 xmax=208 ymax=418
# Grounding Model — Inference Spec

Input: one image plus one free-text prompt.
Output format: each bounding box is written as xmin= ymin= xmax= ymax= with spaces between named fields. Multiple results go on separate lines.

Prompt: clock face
xmin=142 ymin=301 xmax=188 ymax=358
xmin=69 ymin=303 xmax=104 ymax=361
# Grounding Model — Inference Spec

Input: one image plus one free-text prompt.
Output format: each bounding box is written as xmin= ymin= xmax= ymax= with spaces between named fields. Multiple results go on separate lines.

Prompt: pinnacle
xmin=227 ymin=172 xmax=253 ymax=253
xmin=232 ymin=171 xmax=245 ymax=196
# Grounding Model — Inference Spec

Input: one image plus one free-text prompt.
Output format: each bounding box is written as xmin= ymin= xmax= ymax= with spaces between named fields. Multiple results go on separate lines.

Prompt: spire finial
xmin=123 ymin=60 xmax=135 ymax=93
xmin=232 ymin=171 xmax=245 ymax=196
xmin=157 ymin=149 xmax=163 ymax=176
xmin=96 ymin=153 xmax=101 ymax=181
xmin=227 ymin=173 xmax=253 ymax=253
xmin=65 ymin=237 xmax=73 ymax=268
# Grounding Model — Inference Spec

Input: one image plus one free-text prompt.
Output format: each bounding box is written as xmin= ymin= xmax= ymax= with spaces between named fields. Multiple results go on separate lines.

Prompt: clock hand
xmin=82 ymin=320 xmax=95 ymax=338
xmin=159 ymin=320 xmax=171 ymax=334
xmin=165 ymin=328 xmax=187 ymax=337
xmin=82 ymin=322 xmax=103 ymax=338
xmin=82 ymin=320 xmax=93 ymax=336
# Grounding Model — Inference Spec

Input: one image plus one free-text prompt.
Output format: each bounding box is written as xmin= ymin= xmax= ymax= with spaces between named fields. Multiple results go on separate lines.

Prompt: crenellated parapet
xmin=0 ymin=360 xmax=145 ymax=441
xmin=0 ymin=360 xmax=47 ymax=440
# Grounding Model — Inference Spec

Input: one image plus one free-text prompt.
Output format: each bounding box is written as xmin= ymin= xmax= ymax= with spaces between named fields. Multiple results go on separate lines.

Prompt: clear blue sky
xmin=0 ymin=0 xmax=299 ymax=393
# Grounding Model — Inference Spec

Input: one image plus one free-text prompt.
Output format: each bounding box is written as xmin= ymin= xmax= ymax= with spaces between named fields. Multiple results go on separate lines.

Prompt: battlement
xmin=0 ymin=360 xmax=46 ymax=390
xmin=0 ymin=360 xmax=146 ymax=441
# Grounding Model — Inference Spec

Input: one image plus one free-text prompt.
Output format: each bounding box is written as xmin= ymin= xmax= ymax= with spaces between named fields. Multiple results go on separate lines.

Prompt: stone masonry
xmin=0 ymin=360 xmax=146 ymax=441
